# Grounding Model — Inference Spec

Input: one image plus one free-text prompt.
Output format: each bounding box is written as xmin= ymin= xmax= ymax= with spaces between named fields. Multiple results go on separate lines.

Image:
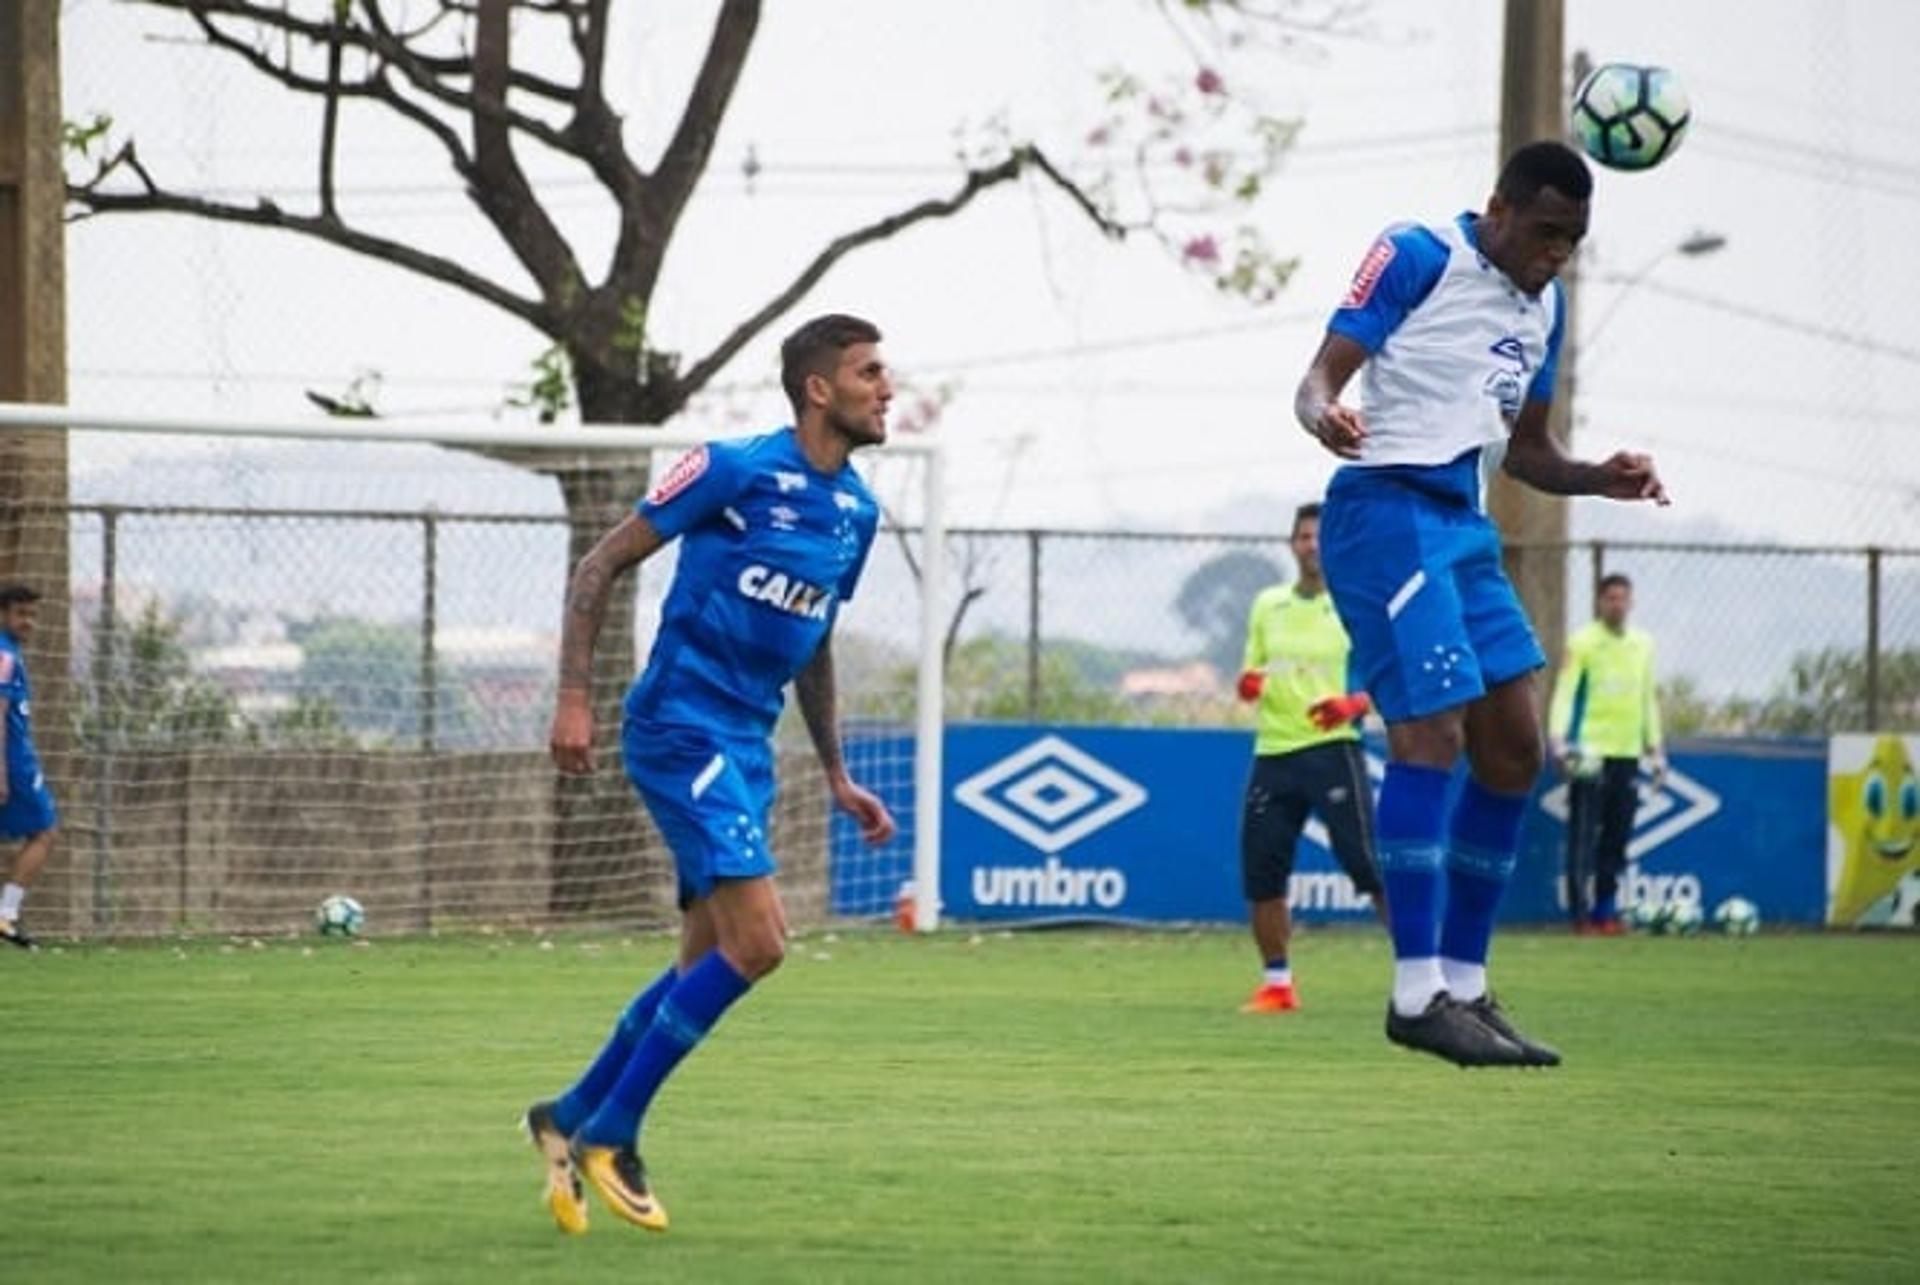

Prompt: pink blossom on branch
xmin=1181 ymin=234 xmax=1221 ymax=265
xmin=1195 ymin=67 xmax=1226 ymax=96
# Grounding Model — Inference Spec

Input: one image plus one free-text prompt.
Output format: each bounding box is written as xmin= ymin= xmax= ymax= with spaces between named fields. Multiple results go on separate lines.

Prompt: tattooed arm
xmin=795 ymin=631 xmax=897 ymax=845
xmin=549 ymin=514 xmax=667 ymax=775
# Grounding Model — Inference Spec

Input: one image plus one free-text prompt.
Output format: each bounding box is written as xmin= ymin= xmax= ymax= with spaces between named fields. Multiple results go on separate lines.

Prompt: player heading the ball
xmin=1293 ymin=141 xmax=1668 ymax=1069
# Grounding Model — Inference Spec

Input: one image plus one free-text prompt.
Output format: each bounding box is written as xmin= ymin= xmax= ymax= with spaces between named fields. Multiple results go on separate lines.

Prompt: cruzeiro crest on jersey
xmin=1483 ymin=333 xmax=1531 ymax=421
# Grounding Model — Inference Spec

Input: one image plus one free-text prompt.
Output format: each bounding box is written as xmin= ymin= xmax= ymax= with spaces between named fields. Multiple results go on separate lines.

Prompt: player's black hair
xmin=1291 ymin=502 xmax=1322 ymax=535
xmin=1598 ymin=572 xmax=1633 ymax=593
xmin=780 ymin=313 xmax=883 ymax=418
xmin=1496 ymin=140 xmax=1594 ymax=207
xmin=0 ymin=584 xmax=41 ymax=609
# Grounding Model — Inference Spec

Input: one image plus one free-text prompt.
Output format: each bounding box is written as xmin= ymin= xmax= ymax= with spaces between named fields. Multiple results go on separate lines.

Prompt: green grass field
xmin=3 ymin=927 xmax=1913 ymax=1283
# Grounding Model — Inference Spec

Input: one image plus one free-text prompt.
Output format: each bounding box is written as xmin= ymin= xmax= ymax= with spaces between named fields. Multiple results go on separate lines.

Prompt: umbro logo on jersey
xmin=737 ymin=565 xmax=833 ymax=621
xmin=774 ymin=471 xmax=808 ymax=493
xmin=833 ymin=491 xmax=861 ymax=512
xmin=769 ymin=505 xmax=800 ymax=531
xmin=1488 ymin=335 xmax=1527 ymax=365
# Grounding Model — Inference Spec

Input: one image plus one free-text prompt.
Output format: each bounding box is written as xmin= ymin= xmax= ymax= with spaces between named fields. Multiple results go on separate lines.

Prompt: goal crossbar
xmin=0 ymin=401 xmax=947 ymax=933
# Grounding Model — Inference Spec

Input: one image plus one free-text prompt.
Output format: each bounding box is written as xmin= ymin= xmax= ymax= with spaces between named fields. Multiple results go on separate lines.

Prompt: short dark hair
xmin=1291 ymin=502 xmax=1322 ymax=535
xmin=1598 ymin=572 xmax=1633 ymax=594
xmin=1496 ymin=140 xmax=1593 ymax=207
xmin=0 ymin=584 xmax=41 ymax=609
xmin=780 ymin=313 xmax=882 ymax=418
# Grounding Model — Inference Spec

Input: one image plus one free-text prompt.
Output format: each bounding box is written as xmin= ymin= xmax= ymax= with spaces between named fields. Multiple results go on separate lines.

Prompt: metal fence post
xmin=1026 ymin=529 xmax=1042 ymax=720
xmin=421 ymin=511 xmax=438 ymax=751
xmin=1590 ymin=540 xmax=1606 ymax=599
xmin=1865 ymin=546 xmax=1882 ymax=730
xmin=91 ymin=506 xmax=117 ymax=929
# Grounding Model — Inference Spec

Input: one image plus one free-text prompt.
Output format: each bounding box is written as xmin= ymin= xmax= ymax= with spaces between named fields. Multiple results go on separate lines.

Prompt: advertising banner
xmin=914 ymin=725 xmax=1829 ymax=926
xmin=1825 ymin=733 xmax=1920 ymax=927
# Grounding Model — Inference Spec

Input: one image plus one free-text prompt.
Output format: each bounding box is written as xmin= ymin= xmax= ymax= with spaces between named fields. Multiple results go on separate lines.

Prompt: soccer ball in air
xmin=1713 ymin=896 xmax=1761 ymax=937
xmin=315 ymin=893 xmax=366 ymax=938
xmin=1571 ymin=63 xmax=1691 ymax=171
xmin=1664 ymin=898 xmax=1705 ymax=936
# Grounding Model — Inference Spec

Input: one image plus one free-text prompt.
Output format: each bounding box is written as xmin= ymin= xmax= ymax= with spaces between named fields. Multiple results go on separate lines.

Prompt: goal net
xmin=0 ymin=405 xmax=945 ymax=939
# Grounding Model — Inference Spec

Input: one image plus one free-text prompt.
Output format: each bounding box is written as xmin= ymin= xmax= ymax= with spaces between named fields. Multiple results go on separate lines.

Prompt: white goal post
xmin=0 ymin=402 xmax=946 ymax=935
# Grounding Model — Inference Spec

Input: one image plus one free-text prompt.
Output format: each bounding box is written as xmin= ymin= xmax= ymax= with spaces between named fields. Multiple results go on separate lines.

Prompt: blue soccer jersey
xmin=0 ymin=630 xmax=56 ymax=838
xmin=1315 ymin=212 xmax=1563 ymax=721
xmin=625 ymin=427 xmax=880 ymax=742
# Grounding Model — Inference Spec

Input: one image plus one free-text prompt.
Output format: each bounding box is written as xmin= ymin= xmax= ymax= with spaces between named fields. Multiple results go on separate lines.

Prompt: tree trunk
xmin=544 ymin=366 xmax=676 ymax=923
xmin=0 ymin=2 xmax=75 ymax=928
xmin=548 ymin=459 xmax=667 ymax=921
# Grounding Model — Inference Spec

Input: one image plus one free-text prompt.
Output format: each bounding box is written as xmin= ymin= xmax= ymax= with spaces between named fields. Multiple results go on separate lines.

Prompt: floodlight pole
xmin=1491 ymin=3 xmax=1577 ymax=672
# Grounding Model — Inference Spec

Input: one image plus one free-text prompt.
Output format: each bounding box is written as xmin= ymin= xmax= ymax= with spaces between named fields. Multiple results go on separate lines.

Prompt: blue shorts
xmin=0 ymin=771 xmax=56 ymax=839
xmin=1320 ymin=452 xmax=1545 ymax=723
xmin=622 ymin=720 xmax=777 ymax=907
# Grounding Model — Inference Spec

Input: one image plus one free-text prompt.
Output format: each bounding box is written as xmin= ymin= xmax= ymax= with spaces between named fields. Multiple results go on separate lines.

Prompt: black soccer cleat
xmin=1464 ymin=994 xmax=1562 ymax=1067
xmin=0 ymin=918 xmax=37 ymax=951
xmin=1385 ymin=993 xmax=1531 ymax=1068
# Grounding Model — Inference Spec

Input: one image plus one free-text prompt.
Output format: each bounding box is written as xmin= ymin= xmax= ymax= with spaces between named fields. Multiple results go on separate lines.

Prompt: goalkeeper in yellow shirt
xmin=1548 ymin=573 xmax=1665 ymax=934
xmin=1234 ymin=503 xmax=1384 ymax=1013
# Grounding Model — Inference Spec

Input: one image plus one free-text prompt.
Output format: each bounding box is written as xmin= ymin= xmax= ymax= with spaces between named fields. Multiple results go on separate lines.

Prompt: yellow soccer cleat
xmin=573 ymin=1141 xmax=669 ymax=1233
xmin=523 ymin=1102 xmax=589 ymax=1235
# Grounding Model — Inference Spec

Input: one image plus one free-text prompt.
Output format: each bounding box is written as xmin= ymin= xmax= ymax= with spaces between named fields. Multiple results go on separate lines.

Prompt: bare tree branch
xmin=146 ymin=1 xmax=581 ymax=154
xmin=636 ymin=0 xmax=759 ymax=281
xmin=68 ymin=142 xmax=550 ymax=328
xmin=355 ymin=1 xmax=578 ymax=155
xmin=320 ymin=12 xmax=346 ymax=220
xmin=674 ymin=145 xmax=1123 ymax=404
xmin=571 ymin=0 xmax=610 ymax=112
xmin=371 ymin=65 xmax=474 ymax=175
xmin=553 ymin=0 xmax=645 ymax=227
xmin=368 ymin=0 xmax=582 ymax=103
xmin=469 ymin=0 xmax=586 ymax=305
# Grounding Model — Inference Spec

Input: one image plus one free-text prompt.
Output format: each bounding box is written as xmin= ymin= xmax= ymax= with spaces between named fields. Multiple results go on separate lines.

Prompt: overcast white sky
xmin=57 ymin=0 xmax=1920 ymax=546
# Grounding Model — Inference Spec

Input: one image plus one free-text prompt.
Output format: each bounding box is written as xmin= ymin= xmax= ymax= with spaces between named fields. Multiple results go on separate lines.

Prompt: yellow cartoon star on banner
xmin=1828 ymin=734 xmax=1920 ymax=925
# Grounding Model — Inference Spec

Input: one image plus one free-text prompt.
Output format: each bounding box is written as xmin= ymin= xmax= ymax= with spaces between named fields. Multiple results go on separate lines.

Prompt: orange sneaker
xmin=1593 ymin=916 xmax=1627 ymax=937
xmin=1239 ymin=982 xmax=1298 ymax=1013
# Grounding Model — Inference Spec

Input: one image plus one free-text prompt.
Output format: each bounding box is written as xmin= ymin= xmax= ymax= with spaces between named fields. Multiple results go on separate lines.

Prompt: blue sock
xmin=550 ymin=965 xmax=678 ymax=1136
xmin=1440 ymin=779 xmax=1529 ymax=980
xmin=577 ymin=950 xmax=753 ymax=1148
xmin=1375 ymin=762 xmax=1452 ymax=963
xmin=1593 ymin=892 xmax=1618 ymax=922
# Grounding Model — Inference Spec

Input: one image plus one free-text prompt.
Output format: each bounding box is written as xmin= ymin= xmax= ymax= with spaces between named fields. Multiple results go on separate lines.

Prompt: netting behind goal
xmin=0 ymin=410 xmax=942 ymax=939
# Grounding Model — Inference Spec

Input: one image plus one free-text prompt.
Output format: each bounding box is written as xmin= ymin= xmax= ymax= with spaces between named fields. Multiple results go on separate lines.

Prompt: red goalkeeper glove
xmin=1307 ymin=692 xmax=1372 ymax=730
xmin=1236 ymin=670 xmax=1266 ymax=703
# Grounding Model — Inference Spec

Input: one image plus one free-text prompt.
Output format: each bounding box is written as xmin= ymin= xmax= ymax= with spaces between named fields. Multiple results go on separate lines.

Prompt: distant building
xmin=1120 ymin=661 xmax=1222 ymax=700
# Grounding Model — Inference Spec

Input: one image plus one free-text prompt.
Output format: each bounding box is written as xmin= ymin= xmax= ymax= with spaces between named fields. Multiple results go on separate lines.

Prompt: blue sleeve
xmin=0 ymin=647 xmax=22 ymax=703
xmin=635 ymin=442 xmax=751 ymax=540
xmin=1325 ymin=224 xmax=1449 ymax=353
xmin=1526 ymin=280 xmax=1567 ymax=403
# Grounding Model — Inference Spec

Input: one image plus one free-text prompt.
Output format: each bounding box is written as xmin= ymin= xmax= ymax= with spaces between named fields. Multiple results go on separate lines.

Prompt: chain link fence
xmin=12 ymin=501 xmax=1917 ymax=938
xmin=939 ymin=528 xmax=1920 ymax=736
